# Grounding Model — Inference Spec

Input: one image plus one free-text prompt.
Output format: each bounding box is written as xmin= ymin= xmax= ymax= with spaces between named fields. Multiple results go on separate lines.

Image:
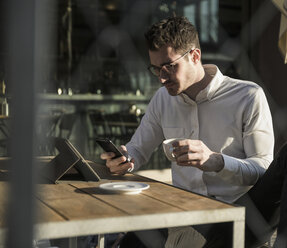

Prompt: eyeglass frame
xmin=147 ymin=49 xmax=194 ymax=77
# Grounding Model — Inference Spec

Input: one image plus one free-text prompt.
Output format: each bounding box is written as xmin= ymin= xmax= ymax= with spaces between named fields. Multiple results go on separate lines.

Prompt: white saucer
xmin=99 ymin=181 xmax=150 ymax=194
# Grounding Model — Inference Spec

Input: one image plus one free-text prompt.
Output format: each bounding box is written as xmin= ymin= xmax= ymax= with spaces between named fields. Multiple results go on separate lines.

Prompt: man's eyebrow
xmin=150 ymin=60 xmax=173 ymax=68
xmin=161 ymin=60 xmax=173 ymax=66
xmin=149 ymin=63 xmax=161 ymax=69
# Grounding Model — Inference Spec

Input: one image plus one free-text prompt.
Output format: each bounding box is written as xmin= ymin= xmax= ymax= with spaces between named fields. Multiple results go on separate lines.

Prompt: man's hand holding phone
xmin=100 ymin=145 xmax=134 ymax=175
xmin=96 ymin=138 xmax=134 ymax=175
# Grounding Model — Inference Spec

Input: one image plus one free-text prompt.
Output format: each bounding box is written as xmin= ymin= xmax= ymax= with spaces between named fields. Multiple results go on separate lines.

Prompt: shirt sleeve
xmin=126 ymin=93 xmax=165 ymax=171
xmin=203 ymin=87 xmax=274 ymax=189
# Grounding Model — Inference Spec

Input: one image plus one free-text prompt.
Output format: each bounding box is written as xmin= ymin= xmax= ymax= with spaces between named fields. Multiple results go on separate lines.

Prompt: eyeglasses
xmin=148 ymin=49 xmax=193 ymax=77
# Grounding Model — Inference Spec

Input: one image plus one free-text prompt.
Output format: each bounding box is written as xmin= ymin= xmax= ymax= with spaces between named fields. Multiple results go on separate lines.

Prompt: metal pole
xmin=4 ymin=0 xmax=56 ymax=246
xmin=5 ymin=0 xmax=36 ymax=246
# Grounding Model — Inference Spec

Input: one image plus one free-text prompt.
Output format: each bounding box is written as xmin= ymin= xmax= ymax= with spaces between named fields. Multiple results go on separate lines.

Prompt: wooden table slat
xmin=69 ymin=182 xmax=182 ymax=215
xmin=43 ymin=195 xmax=126 ymax=220
xmin=142 ymin=182 xmax=233 ymax=211
xmin=35 ymin=200 xmax=65 ymax=223
xmin=36 ymin=183 xmax=87 ymax=200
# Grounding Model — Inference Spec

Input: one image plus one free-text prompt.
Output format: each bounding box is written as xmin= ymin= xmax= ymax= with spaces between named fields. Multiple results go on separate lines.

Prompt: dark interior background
xmin=0 ymin=0 xmax=286 ymax=166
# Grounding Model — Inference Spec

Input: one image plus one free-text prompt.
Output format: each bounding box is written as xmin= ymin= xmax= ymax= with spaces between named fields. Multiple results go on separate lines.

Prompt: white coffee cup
xmin=162 ymin=138 xmax=186 ymax=162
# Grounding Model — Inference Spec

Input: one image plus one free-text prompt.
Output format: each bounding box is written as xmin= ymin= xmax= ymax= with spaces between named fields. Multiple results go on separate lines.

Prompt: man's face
xmin=148 ymin=46 xmax=197 ymax=96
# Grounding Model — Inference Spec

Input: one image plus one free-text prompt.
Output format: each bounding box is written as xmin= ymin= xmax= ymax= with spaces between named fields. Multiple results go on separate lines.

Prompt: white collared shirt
xmin=126 ymin=64 xmax=274 ymax=203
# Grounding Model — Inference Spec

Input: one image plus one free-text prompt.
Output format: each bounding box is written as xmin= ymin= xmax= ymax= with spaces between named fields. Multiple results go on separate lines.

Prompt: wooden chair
xmin=58 ymin=113 xmax=77 ymax=139
xmin=88 ymin=110 xmax=108 ymax=155
xmin=119 ymin=113 xmax=141 ymax=144
xmin=35 ymin=113 xmax=62 ymax=156
xmin=104 ymin=112 xmax=124 ymax=146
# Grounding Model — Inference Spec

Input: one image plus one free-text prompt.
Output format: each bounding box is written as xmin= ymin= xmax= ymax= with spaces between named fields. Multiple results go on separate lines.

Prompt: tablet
xmin=40 ymin=137 xmax=101 ymax=183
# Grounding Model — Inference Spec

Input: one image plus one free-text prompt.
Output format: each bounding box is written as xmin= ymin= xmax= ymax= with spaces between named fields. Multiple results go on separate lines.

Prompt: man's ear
xmin=191 ymin=48 xmax=201 ymax=63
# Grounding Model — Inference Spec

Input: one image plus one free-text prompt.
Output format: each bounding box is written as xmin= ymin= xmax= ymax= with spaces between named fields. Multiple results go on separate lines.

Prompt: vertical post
xmin=5 ymin=0 xmax=36 ymax=247
xmin=67 ymin=0 xmax=73 ymax=89
xmin=4 ymin=0 xmax=57 ymax=246
xmin=69 ymin=237 xmax=78 ymax=248
xmin=233 ymin=220 xmax=245 ymax=248
xmin=98 ymin=234 xmax=105 ymax=248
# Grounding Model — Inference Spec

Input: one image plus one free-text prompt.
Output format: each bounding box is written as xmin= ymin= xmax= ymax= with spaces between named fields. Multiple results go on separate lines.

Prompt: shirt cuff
xmin=126 ymin=144 xmax=141 ymax=171
xmin=216 ymin=154 xmax=240 ymax=179
xmin=204 ymin=154 xmax=240 ymax=180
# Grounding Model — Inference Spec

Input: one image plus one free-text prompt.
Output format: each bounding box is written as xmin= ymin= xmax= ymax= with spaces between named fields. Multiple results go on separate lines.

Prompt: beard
xmin=163 ymin=80 xmax=180 ymax=96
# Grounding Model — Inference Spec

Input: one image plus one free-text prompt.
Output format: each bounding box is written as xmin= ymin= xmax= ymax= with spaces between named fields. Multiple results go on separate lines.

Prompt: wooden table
xmin=0 ymin=163 xmax=245 ymax=248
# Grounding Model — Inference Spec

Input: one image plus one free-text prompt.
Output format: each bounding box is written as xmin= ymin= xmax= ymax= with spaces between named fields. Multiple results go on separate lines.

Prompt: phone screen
xmin=95 ymin=138 xmax=125 ymax=158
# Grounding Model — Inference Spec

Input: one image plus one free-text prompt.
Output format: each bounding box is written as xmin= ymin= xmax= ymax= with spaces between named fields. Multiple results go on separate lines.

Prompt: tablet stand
xmin=40 ymin=138 xmax=101 ymax=183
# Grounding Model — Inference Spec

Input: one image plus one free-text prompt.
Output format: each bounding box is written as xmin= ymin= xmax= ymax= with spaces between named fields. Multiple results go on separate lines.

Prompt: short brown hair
xmin=144 ymin=16 xmax=200 ymax=53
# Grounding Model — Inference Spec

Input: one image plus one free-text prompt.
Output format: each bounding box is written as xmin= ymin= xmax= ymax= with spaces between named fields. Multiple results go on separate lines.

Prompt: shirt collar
xmin=179 ymin=64 xmax=224 ymax=104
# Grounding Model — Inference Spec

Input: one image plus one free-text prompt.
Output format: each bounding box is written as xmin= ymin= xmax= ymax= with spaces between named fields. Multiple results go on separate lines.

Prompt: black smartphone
xmin=95 ymin=138 xmax=131 ymax=162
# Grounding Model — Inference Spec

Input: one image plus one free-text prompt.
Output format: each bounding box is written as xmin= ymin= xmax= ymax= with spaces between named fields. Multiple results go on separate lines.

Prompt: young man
xmin=102 ymin=16 xmax=274 ymax=203
xmin=100 ymin=17 xmax=283 ymax=247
